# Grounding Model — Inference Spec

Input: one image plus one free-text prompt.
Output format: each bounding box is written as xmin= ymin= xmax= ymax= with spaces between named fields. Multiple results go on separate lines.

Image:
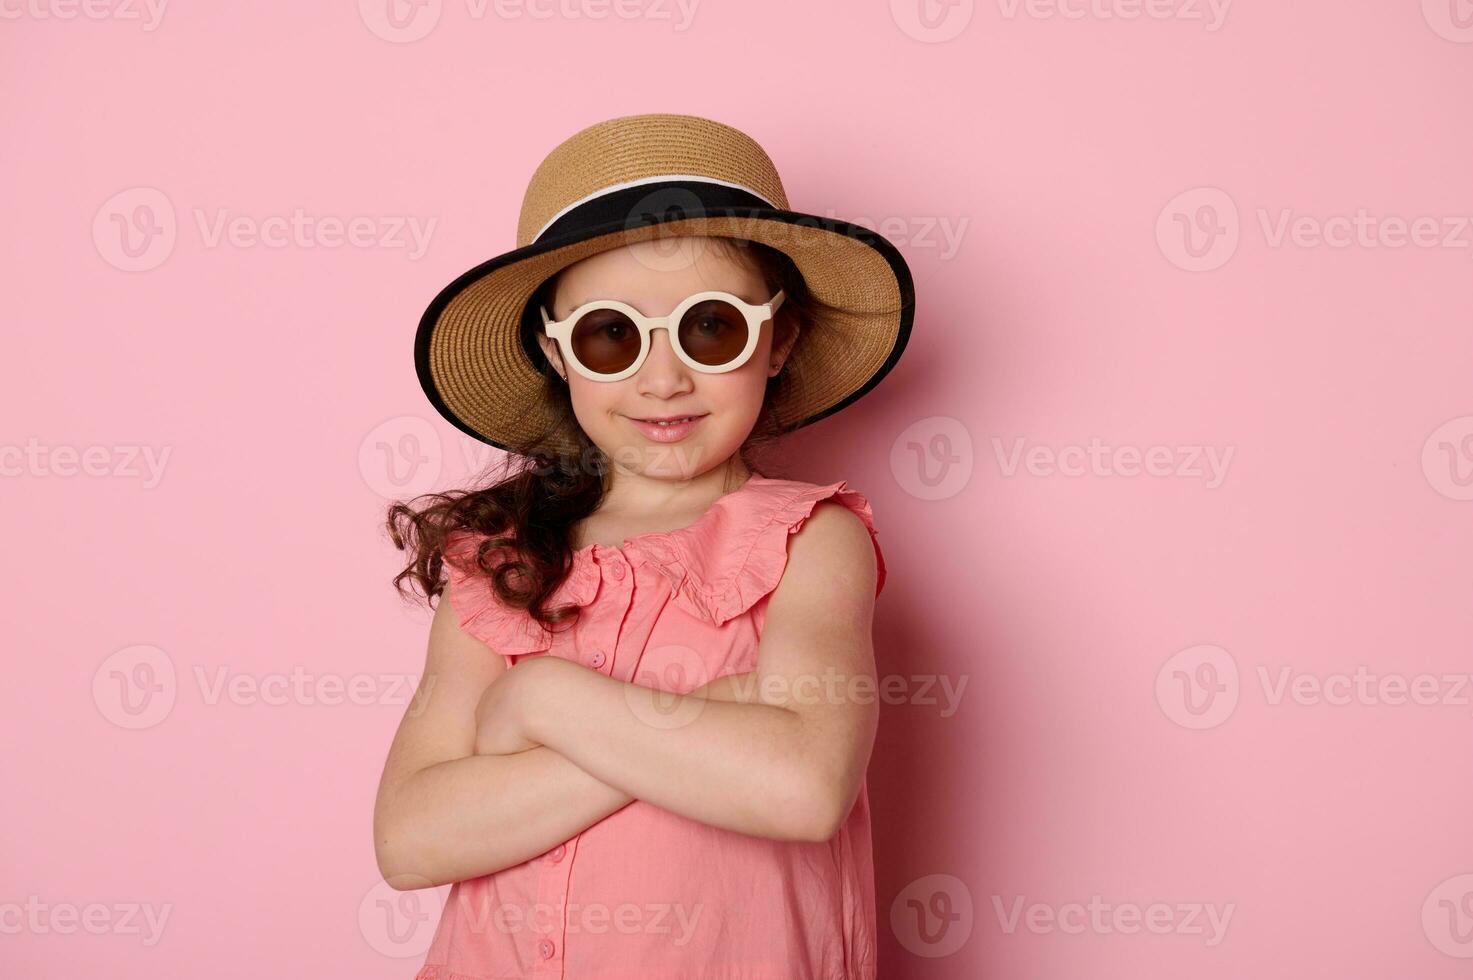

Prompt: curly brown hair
xmin=385 ymin=236 xmax=850 ymax=636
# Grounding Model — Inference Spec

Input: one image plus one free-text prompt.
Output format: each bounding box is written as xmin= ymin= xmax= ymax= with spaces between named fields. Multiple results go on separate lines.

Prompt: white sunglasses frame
xmin=541 ymin=288 xmax=786 ymax=383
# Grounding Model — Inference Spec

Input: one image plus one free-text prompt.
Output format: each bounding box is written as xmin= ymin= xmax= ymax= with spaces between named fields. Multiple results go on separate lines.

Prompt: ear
xmin=536 ymin=332 xmax=568 ymax=382
xmin=767 ymin=316 xmax=801 ymax=377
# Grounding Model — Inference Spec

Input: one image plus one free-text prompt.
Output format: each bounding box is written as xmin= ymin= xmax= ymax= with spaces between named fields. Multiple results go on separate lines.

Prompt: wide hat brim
xmin=415 ymin=180 xmax=915 ymax=455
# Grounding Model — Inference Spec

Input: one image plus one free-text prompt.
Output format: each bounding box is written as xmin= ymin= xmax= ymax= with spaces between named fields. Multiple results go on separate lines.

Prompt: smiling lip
xmin=626 ymin=413 xmax=708 ymax=443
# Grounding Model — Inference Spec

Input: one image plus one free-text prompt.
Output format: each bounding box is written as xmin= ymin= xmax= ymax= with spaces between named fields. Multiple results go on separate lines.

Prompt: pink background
xmin=5 ymin=0 xmax=1472 ymax=976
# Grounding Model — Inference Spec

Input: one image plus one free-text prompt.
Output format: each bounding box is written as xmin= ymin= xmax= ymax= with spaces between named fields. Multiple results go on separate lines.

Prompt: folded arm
xmin=373 ymin=593 xmax=757 ymax=889
xmin=510 ymin=502 xmax=881 ymax=843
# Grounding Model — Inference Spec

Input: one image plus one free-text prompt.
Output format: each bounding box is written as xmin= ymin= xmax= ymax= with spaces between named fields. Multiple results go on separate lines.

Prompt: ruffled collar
xmin=443 ymin=476 xmax=881 ymax=653
xmin=532 ymin=474 xmax=775 ymax=612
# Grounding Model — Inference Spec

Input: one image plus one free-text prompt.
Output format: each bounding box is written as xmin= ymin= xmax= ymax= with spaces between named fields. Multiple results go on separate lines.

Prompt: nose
xmin=635 ymin=325 xmax=694 ymax=398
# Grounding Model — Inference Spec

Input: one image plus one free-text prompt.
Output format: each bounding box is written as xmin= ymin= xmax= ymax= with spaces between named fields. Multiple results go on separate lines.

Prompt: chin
xmin=641 ymin=440 xmax=721 ymax=481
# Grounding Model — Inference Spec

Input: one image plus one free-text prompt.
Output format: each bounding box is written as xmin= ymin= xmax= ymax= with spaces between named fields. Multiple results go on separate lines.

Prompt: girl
xmin=374 ymin=113 xmax=914 ymax=979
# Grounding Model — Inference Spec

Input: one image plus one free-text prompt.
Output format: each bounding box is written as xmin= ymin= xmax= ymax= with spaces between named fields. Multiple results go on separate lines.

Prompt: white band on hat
xmin=533 ymin=174 xmax=778 ymax=242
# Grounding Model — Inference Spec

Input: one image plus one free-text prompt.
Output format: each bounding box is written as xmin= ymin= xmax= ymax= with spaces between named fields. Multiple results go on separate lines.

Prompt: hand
xmin=473 ymin=658 xmax=560 ymax=756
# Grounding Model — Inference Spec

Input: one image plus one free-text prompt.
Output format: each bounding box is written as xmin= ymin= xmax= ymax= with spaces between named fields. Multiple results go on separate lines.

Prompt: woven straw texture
xmin=422 ymin=113 xmax=907 ymax=453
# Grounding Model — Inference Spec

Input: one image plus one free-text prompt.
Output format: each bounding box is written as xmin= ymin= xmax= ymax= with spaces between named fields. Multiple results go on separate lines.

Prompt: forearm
xmin=380 ymin=672 xmax=758 ymax=888
xmin=380 ymin=747 xmax=632 ymax=887
xmin=527 ymin=666 xmax=825 ymax=842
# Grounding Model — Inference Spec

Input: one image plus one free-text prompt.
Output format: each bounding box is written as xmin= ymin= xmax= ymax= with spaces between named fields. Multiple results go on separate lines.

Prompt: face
xmin=537 ymin=236 xmax=799 ymax=484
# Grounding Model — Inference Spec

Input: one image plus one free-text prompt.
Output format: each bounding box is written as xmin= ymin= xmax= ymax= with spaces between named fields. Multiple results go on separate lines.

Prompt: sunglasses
xmin=541 ymin=288 xmax=785 ymax=382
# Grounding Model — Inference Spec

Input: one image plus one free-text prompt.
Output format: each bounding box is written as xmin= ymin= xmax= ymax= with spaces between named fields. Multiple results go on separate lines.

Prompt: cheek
xmin=566 ymin=378 xmax=625 ymax=424
xmin=699 ymin=332 xmax=774 ymax=415
xmin=698 ymin=367 xmax=770 ymax=419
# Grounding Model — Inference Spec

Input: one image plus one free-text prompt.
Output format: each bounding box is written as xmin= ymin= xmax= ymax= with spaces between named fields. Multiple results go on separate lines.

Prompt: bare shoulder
xmin=778 ymin=499 xmax=879 ymax=602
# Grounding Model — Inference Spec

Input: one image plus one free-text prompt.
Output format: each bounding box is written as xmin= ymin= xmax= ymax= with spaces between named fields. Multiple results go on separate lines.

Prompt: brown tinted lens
xmin=678 ymin=300 xmax=751 ymax=368
xmin=570 ymin=307 xmax=642 ymax=375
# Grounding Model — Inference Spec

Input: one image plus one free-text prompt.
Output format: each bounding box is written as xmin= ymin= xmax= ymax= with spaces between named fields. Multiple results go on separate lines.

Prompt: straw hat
xmin=414 ymin=112 xmax=915 ymax=454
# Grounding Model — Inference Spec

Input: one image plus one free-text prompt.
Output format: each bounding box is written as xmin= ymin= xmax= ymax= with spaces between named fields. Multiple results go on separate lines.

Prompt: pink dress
xmin=416 ymin=476 xmax=888 ymax=980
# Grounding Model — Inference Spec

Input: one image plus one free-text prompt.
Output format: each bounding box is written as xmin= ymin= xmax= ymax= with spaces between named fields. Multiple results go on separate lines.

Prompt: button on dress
xmin=416 ymin=476 xmax=888 ymax=980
